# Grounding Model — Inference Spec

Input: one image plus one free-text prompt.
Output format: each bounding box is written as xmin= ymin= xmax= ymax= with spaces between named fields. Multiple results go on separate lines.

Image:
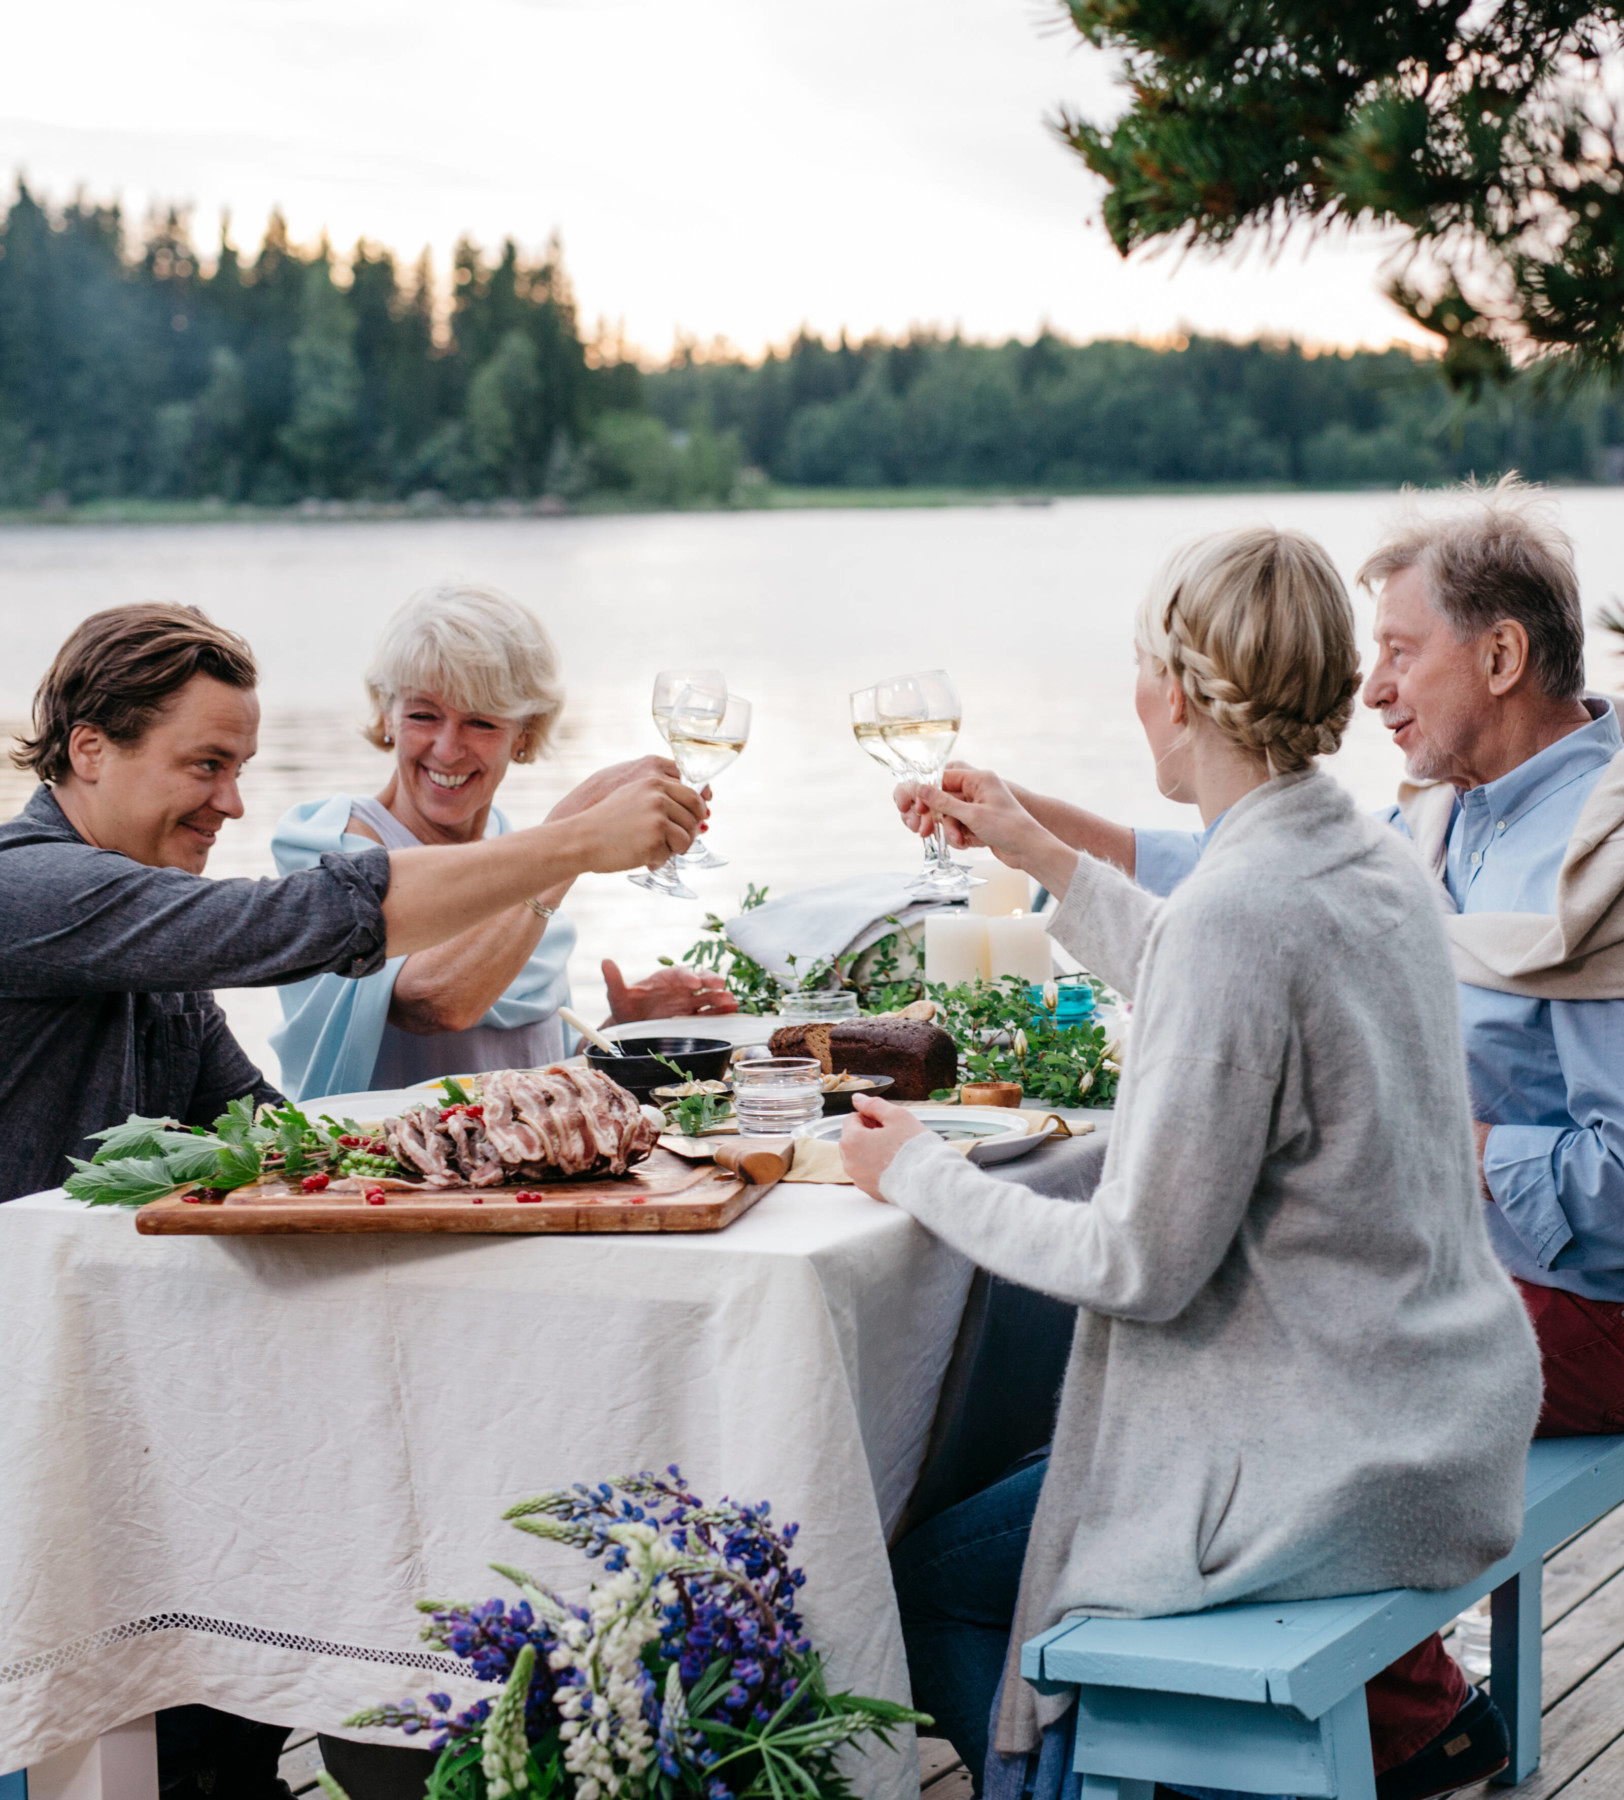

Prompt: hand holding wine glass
xmin=910 ymin=766 xmax=1079 ymax=896
xmin=630 ymin=684 xmax=751 ymax=900
xmin=651 ymin=667 xmax=730 ymax=872
xmin=870 ymin=670 xmax=981 ymax=898
xmin=852 ymin=683 xmax=943 ymax=889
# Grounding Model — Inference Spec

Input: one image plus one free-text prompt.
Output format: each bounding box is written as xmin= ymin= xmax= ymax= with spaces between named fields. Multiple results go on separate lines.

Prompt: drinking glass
xmin=630 ymin=686 xmax=752 ymax=899
xmin=731 ymin=1057 xmax=825 ymax=1135
xmin=851 ymin=683 xmax=944 ymax=891
xmin=873 ymin=670 xmax=981 ymax=899
xmin=652 ymin=667 xmax=729 ymax=870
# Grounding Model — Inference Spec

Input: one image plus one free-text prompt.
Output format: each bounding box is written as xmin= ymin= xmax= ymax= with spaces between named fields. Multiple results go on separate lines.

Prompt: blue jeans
xmin=891 ymin=1457 xmax=1280 ymax=1800
xmin=890 ymin=1454 xmax=1048 ymax=1788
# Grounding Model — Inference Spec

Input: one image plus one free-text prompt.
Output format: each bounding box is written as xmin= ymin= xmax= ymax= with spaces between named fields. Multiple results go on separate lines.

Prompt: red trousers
xmin=1365 ymin=1278 xmax=1624 ymax=1774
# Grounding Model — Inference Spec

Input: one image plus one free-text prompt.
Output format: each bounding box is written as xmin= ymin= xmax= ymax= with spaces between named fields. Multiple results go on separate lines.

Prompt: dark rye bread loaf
xmin=828 ymin=1019 xmax=958 ymax=1102
xmin=768 ymin=1023 xmax=834 ymax=1072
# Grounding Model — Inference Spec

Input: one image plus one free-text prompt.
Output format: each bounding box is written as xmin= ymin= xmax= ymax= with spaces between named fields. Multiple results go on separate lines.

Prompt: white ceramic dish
xmin=801 ymin=1105 xmax=1058 ymax=1166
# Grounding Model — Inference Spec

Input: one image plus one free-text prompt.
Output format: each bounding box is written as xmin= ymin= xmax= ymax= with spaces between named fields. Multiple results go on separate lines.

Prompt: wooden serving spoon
xmin=559 ymin=1006 xmax=623 ymax=1057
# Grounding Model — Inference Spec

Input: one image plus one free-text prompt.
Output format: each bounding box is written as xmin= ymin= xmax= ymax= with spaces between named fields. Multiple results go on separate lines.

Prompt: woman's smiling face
xmin=390 ymin=690 xmax=526 ymax=837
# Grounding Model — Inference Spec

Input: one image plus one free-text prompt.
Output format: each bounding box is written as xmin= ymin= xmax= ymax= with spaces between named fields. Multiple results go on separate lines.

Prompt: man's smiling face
xmin=1362 ymin=562 xmax=1489 ymax=786
xmin=67 ymin=673 xmax=260 ymax=872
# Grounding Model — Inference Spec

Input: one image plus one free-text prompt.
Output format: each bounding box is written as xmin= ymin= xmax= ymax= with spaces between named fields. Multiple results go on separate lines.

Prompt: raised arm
xmin=365 ymin=757 xmax=688 ymax=1035
xmin=0 ymin=771 xmax=700 ymax=998
xmin=380 ymin=772 xmax=699 ymax=955
xmin=911 ymin=765 xmax=1158 ymax=995
xmin=897 ymin=763 xmax=1136 ymax=876
xmin=846 ymin=892 xmax=1287 ymax=1320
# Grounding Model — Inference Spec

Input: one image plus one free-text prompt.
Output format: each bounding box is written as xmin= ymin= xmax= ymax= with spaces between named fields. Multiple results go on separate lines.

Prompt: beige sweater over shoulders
xmin=880 ymin=769 xmax=1542 ymax=1756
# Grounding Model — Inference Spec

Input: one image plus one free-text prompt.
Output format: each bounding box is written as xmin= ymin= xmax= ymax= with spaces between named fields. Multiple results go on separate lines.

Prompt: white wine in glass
xmin=652 ymin=667 xmax=730 ymax=870
xmin=851 ymin=684 xmax=942 ymax=887
xmin=631 ymin=687 xmax=752 ymax=900
xmin=874 ymin=670 xmax=980 ymax=899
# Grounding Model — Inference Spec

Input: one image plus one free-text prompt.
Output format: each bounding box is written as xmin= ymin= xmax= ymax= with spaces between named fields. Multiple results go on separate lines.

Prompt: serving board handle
xmin=711 ymin=1138 xmax=795 ymax=1185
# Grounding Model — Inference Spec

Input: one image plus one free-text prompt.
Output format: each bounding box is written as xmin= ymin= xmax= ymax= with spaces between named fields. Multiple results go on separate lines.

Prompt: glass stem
xmin=932 ymin=822 xmax=951 ymax=868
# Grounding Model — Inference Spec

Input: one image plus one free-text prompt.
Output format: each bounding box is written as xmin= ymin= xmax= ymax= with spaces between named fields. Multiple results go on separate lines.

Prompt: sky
xmin=0 ymin=0 xmax=1435 ymax=363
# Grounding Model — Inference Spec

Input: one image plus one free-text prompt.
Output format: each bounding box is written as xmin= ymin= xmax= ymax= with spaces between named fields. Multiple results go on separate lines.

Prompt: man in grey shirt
xmin=1 ymin=601 xmax=703 ymax=1799
xmin=0 ymin=601 xmax=702 ymax=1204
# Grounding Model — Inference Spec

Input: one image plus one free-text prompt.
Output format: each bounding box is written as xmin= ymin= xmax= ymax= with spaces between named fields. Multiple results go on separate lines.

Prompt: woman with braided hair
xmin=848 ymin=528 xmax=1541 ymax=1800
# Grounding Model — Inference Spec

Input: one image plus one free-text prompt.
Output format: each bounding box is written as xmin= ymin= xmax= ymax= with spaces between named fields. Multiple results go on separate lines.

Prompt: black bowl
xmin=585 ymin=1035 xmax=735 ymax=1101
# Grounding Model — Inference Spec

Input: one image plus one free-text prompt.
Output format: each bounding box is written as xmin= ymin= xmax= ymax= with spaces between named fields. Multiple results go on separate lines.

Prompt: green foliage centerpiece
xmin=327 ymin=1470 xmax=924 ymax=1800
xmin=674 ymin=889 xmax=1121 ymax=1109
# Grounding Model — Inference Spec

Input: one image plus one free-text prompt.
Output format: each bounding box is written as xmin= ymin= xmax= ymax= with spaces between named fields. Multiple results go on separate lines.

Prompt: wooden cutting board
xmin=134 ymin=1144 xmax=791 ymax=1236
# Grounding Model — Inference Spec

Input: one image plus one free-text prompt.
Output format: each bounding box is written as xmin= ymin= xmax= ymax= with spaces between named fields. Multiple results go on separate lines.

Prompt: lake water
xmin=3 ymin=492 xmax=1621 ymax=1083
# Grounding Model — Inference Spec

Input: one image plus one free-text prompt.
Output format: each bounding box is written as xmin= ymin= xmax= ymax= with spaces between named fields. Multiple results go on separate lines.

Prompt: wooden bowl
xmin=959 ymin=1081 xmax=1024 ymax=1108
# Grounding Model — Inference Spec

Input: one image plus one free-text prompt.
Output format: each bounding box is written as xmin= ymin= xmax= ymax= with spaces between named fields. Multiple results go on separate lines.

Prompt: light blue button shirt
xmin=1134 ymin=704 xmax=1624 ymax=1300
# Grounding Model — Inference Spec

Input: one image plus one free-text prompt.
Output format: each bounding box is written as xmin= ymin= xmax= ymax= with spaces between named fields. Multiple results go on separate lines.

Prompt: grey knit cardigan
xmin=880 ymin=768 xmax=1543 ymax=1756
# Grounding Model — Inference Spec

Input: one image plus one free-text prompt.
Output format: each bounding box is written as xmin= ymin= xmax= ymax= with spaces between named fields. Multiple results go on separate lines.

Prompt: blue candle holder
xmin=1028 ymin=982 xmax=1097 ymax=1028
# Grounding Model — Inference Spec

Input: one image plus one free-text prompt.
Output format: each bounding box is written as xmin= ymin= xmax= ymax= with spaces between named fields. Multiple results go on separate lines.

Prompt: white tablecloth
xmin=0 ymin=1110 xmax=974 ymax=1798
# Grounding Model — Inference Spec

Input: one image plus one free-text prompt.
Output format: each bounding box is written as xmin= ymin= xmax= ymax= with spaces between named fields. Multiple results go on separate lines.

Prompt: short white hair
xmin=363 ymin=580 xmax=564 ymax=759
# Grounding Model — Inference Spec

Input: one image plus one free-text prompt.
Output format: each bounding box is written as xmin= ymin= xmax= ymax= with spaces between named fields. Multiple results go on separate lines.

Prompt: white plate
xmin=801 ymin=1105 xmax=1058 ymax=1166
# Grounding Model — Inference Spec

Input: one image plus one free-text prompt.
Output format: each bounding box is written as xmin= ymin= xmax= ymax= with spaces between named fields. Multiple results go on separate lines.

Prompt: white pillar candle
xmin=924 ymin=912 xmax=990 ymax=987
xmin=985 ymin=913 xmax=1053 ymax=984
xmin=968 ymin=861 xmax=1032 ymax=917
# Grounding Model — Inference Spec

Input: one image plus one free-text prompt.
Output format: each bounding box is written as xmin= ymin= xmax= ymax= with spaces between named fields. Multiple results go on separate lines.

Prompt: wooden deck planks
xmin=1541 ymin=1502 xmax=1624 ymax=1628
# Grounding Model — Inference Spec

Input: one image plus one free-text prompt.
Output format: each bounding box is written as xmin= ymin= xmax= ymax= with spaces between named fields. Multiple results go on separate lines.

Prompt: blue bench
xmin=1022 ymin=1435 xmax=1624 ymax=1800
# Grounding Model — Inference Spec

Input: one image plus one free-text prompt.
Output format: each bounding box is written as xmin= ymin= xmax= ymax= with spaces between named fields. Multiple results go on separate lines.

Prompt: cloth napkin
xmin=724 ymin=873 xmax=950 ymax=979
xmin=779 ymin=1119 xmax=1083 ymax=1184
xmin=784 ymin=1135 xmax=988 ymax=1184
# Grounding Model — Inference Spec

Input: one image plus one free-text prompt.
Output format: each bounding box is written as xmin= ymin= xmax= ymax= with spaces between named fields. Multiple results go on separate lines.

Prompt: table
xmin=0 ymin=1085 xmax=978 ymax=1800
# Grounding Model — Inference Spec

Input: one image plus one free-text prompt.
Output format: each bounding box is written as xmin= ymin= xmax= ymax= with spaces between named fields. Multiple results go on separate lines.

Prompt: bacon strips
xmin=384 ymin=1067 xmax=659 ymax=1188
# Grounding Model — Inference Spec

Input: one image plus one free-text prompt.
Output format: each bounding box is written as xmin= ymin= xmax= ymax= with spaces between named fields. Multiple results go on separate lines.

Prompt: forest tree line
xmin=0 ymin=183 xmax=1621 ymax=511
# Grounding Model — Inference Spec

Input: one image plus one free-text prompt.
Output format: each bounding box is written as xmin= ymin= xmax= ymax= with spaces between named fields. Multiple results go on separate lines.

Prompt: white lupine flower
xmin=483 ymin=1644 xmax=536 ymax=1798
xmin=548 ymin=1522 xmax=682 ymax=1798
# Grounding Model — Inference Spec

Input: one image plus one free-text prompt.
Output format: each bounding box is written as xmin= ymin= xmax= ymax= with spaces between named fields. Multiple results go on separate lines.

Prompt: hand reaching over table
xmin=840 ymin=1093 xmax=928 ymax=1199
xmin=602 ymin=957 xmax=739 ymax=1023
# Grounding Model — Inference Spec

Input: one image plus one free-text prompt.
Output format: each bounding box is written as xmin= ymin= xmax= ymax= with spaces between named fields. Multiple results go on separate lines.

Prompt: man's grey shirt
xmin=0 ymin=786 xmax=392 ymax=1201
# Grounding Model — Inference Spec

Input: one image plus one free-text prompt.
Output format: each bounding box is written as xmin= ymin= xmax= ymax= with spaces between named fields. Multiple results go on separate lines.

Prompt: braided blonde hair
xmin=1134 ymin=528 xmax=1361 ymax=776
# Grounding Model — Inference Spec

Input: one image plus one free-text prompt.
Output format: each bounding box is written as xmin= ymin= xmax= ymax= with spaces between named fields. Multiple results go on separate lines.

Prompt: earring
xmin=383 ymin=735 xmax=394 ymax=747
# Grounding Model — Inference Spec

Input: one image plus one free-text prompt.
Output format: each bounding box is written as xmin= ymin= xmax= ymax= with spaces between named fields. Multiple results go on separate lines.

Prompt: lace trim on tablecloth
xmin=0 ymin=1613 xmax=473 ymax=1686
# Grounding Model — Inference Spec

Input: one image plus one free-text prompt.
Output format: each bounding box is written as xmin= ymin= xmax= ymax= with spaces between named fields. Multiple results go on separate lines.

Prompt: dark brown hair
xmin=1358 ymin=477 xmax=1586 ymax=702
xmin=13 ymin=603 xmax=258 ymax=784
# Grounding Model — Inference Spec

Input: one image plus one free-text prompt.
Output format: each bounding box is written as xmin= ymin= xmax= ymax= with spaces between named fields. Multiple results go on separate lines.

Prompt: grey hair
xmin=1357 ymin=475 xmax=1585 ymax=703
xmin=363 ymin=580 xmax=564 ymax=759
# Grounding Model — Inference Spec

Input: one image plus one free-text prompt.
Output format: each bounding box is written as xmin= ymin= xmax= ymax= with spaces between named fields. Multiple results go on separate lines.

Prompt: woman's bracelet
xmin=524 ymin=897 xmax=559 ymax=921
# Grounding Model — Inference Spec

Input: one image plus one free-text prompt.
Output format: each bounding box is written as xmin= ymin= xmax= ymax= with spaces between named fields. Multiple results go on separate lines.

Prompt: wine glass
xmin=630 ymin=686 xmax=752 ymax=900
xmin=652 ymin=668 xmax=730 ymax=870
xmin=851 ymin=683 xmax=943 ymax=891
xmin=873 ymin=670 xmax=981 ymax=899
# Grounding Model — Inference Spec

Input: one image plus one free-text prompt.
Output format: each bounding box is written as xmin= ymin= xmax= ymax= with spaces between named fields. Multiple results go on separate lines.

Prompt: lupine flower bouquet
xmin=322 ymin=1469 xmax=927 ymax=1800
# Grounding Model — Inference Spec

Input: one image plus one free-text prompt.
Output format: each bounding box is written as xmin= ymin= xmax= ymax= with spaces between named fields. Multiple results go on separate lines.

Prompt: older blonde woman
xmin=857 ymin=528 xmax=1542 ymax=1800
xmin=271 ymin=581 xmax=733 ymax=1099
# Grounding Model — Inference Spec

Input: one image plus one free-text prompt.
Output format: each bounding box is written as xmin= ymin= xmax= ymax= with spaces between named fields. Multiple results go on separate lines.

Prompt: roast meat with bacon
xmin=384 ymin=1066 xmax=659 ymax=1188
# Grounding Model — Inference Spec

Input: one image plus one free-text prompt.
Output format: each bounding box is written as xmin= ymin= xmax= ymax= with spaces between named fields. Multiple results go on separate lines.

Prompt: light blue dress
xmin=269 ymin=793 xmax=577 ymax=1101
